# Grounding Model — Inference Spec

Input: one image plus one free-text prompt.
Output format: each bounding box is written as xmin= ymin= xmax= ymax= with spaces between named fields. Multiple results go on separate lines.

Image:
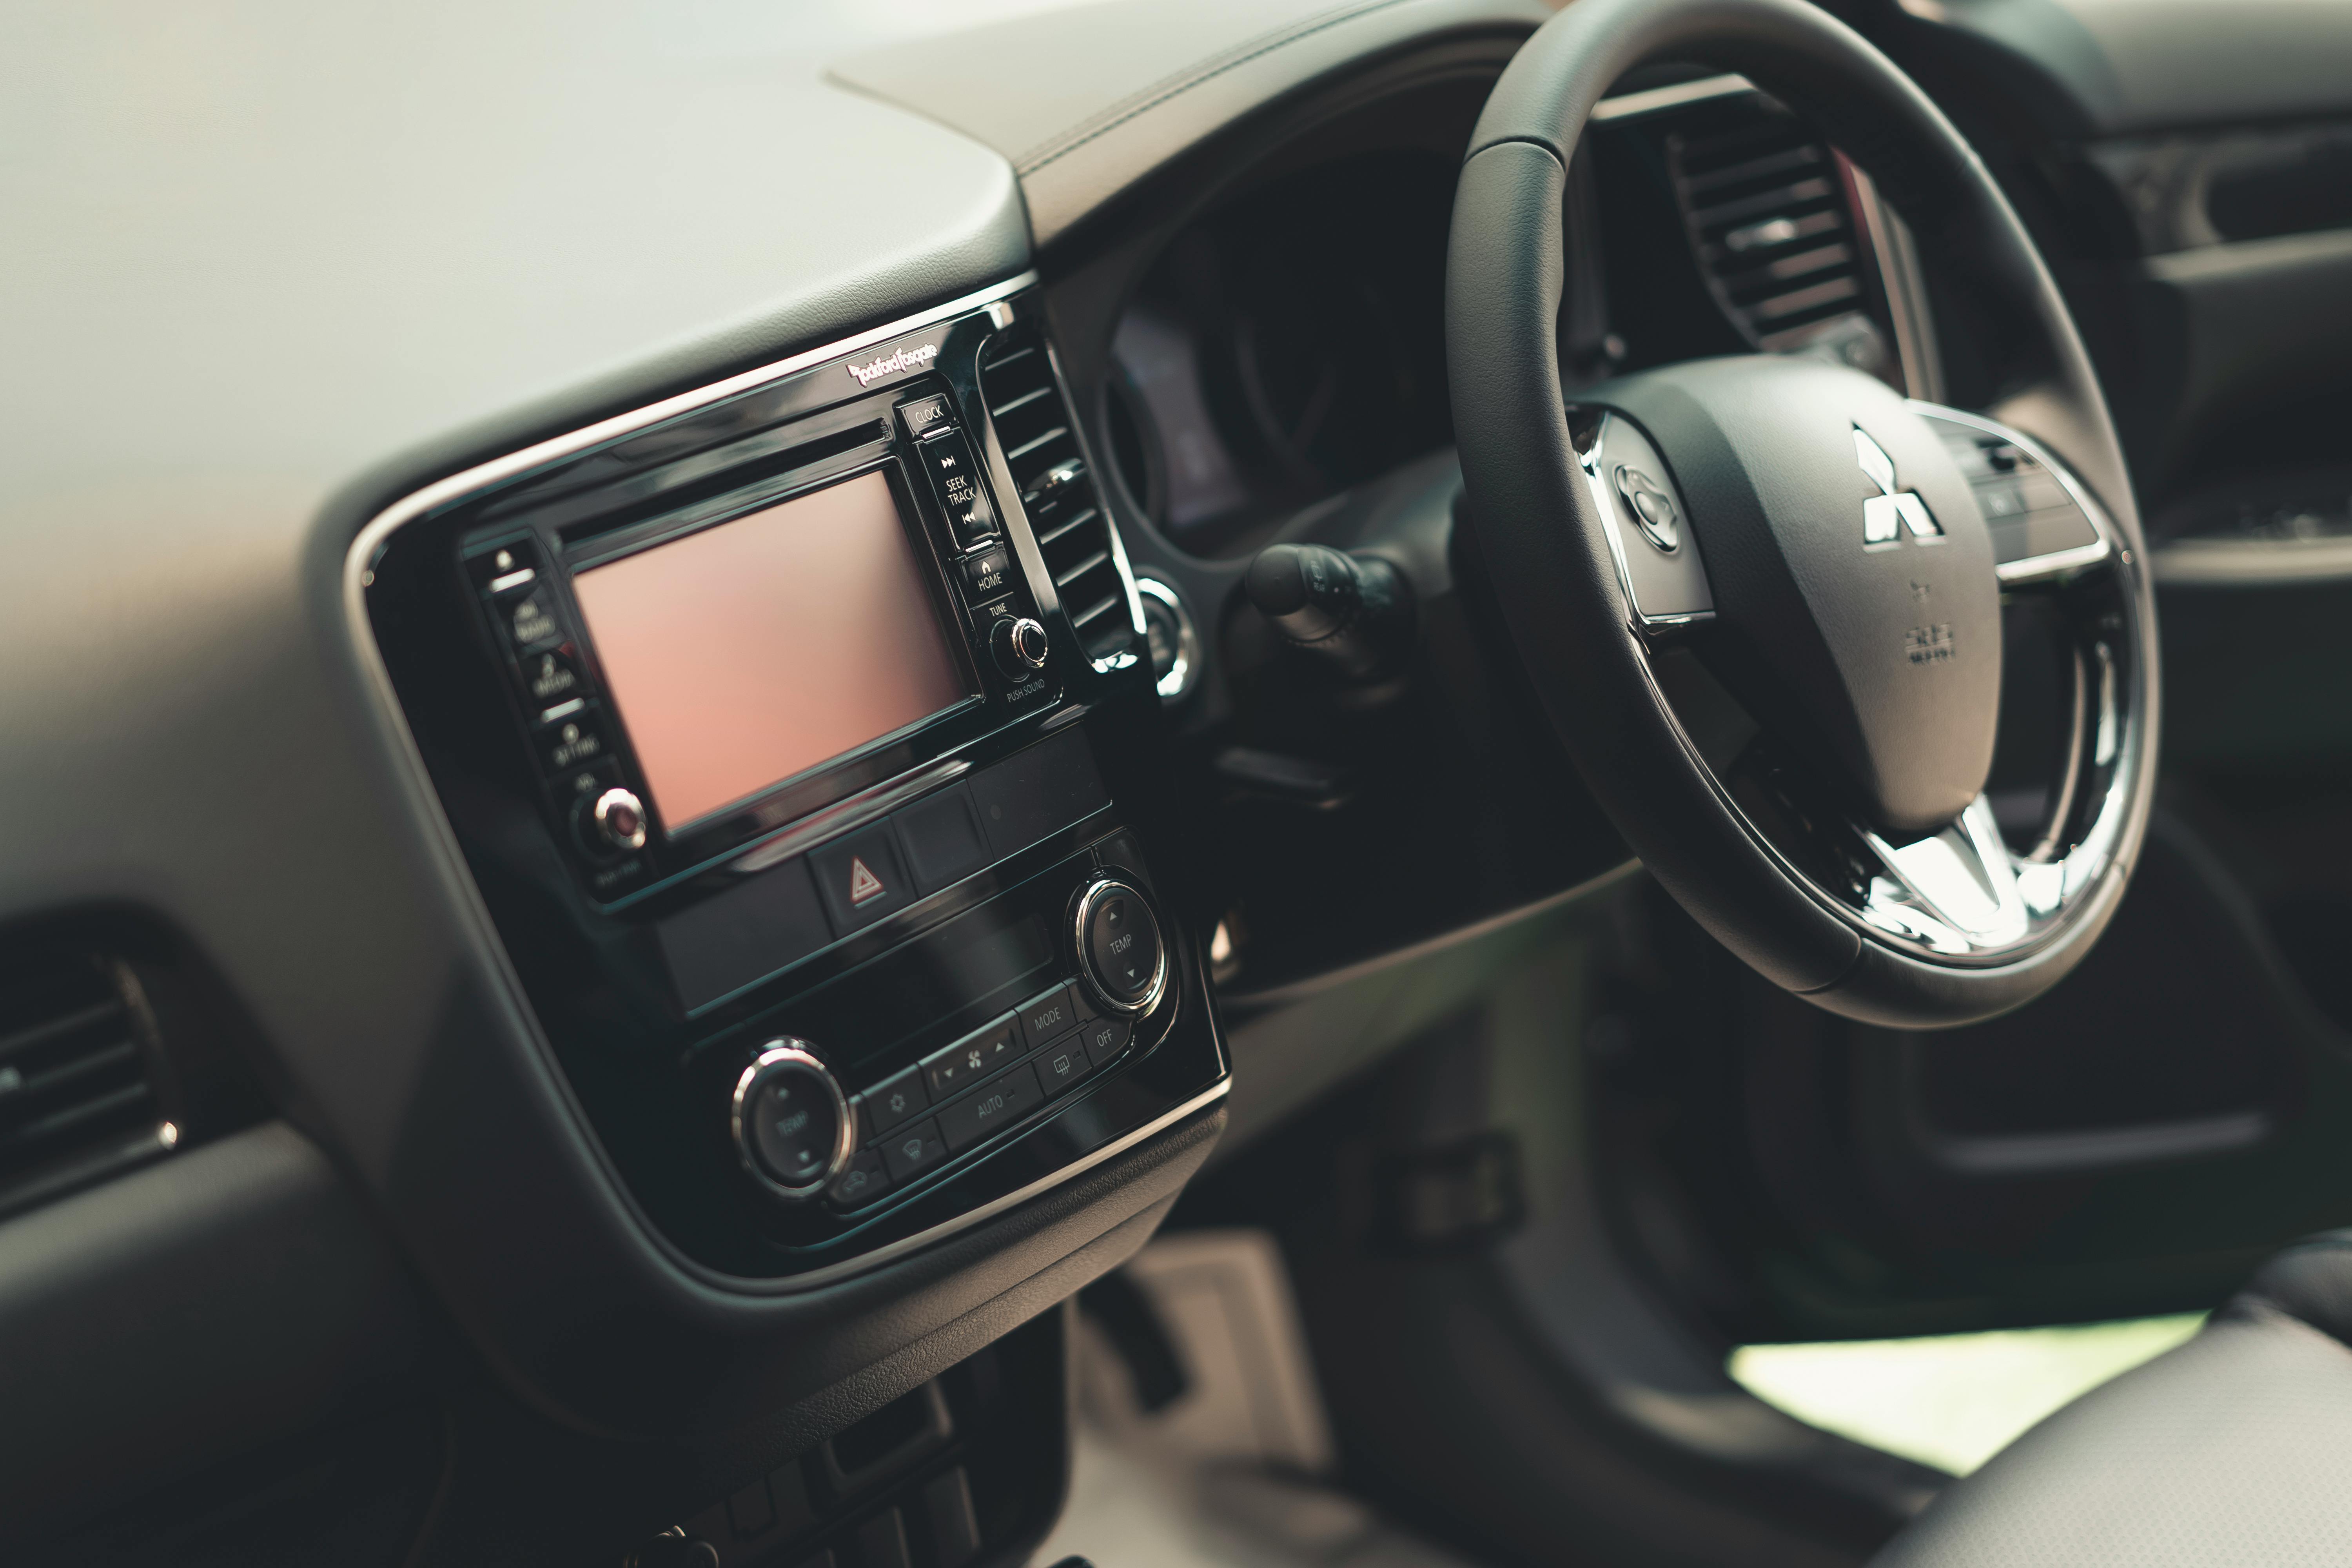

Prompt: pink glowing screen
xmin=571 ymin=472 xmax=971 ymax=829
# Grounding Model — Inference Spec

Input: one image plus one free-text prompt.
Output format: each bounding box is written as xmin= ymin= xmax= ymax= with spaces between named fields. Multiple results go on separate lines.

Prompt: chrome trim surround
xmin=731 ymin=1041 xmax=857 ymax=1203
xmin=592 ymin=787 xmax=648 ymax=853
xmin=1847 ymin=165 xmax=1946 ymax=403
xmin=1133 ymin=577 xmax=1201 ymax=702
xmin=739 ymin=1079 xmax=1229 ymax=1293
xmin=1073 ymin=876 xmax=1170 ymax=1017
xmin=330 ymin=270 xmax=1231 ymax=1292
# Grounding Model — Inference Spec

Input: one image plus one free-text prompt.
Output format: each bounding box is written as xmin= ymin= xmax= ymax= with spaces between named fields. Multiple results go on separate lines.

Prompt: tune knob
xmin=588 ymin=786 xmax=648 ymax=851
xmin=991 ymin=616 xmax=1050 ymax=679
xmin=730 ymin=1042 xmax=854 ymax=1201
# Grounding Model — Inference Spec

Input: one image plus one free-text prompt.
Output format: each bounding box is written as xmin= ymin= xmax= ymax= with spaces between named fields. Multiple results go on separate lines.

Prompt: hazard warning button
xmin=810 ymin=826 xmax=913 ymax=933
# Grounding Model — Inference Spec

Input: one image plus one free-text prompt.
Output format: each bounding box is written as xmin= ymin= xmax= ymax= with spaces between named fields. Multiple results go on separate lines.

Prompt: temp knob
xmin=730 ymin=1042 xmax=854 ymax=1201
xmin=589 ymin=786 xmax=648 ymax=851
xmin=991 ymin=616 xmax=1050 ymax=679
xmin=1074 ymin=877 xmax=1167 ymax=1015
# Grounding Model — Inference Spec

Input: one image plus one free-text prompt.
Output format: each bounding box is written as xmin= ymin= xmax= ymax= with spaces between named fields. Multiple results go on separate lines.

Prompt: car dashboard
xmin=5 ymin=1 xmax=2352 ymax=1564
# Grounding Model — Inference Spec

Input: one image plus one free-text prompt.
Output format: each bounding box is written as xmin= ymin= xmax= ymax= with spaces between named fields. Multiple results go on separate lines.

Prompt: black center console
xmin=357 ymin=282 xmax=1227 ymax=1282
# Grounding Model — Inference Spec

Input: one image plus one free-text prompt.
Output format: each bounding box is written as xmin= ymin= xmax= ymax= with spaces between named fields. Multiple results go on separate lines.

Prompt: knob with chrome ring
xmin=991 ymin=615 xmax=1050 ymax=679
xmin=730 ymin=1041 xmax=854 ymax=1201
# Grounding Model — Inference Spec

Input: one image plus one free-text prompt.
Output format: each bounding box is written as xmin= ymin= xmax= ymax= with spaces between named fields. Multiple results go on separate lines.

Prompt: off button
xmin=1076 ymin=878 xmax=1165 ymax=1014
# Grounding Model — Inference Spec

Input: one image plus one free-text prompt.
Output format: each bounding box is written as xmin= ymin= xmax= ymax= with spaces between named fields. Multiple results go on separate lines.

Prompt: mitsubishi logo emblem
xmin=1855 ymin=426 xmax=1943 ymax=547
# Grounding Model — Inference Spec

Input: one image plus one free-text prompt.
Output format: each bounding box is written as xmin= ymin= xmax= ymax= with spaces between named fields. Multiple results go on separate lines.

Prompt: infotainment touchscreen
xmin=571 ymin=470 xmax=973 ymax=830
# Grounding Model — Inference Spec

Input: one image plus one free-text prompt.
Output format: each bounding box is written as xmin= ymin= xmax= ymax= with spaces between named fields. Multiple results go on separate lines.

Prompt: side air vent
xmin=0 ymin=952 xmax=173 ymax=1216
xmin=1668 ymin=104 xmax=1885 ymax=366
xmin=978 ymin=330 xmax=1139 ymax=667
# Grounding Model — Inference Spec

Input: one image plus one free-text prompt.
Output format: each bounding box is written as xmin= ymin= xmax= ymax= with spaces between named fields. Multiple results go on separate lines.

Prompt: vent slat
xmin=0 ymin=999 xmax=123 ymax=1066
xmin=5 ymin=1080 xmax=153 ymax=1149
xmin=12 ymin=1037 xmax=141 ymax=1100
xmin=1053 ymin=548 xmax=1112 ymax=586
xmin=1036 ymin=508 xmax=1102 ymax=550
xmin=0 ymin=953 xmax=170 ymax=1211
xmin=977 ymin=329 xmax=1136 ymax=671
xmin=1003 ymin=425 xmax=1072 ymax=467
xmin=1669 ymin=103 xmax=1879 ymax=364
xmin=986 ymin=385 xmax=1054 ymax=421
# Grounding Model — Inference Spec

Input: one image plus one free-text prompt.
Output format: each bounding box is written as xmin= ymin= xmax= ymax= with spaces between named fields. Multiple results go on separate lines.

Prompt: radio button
xmin=535 ymin=705 xmax=611 ymax=773
xmin=991 ymin=617 xmax=1050 ymax=679
xmin=589 ymin=787 xmax=648 ymax=853
xmin=500 ymin=583 xmax=567 ymax=652
xmin=897 ymin=394 xmax=955 ymax=441
xmin=519 ymin=644 xmax=586 ymax=707
xmin=466 ymin=536 xmax=543 ymax=593
xmin=917 ymin=431 xmax=998 ymax=545
xmin=860 ymin=1063 xmax=929 ymax=1136
xmin=960 ymin=547 xmax=1012 ymax=599
xmin=879 ymin=1118 xmax=948 ymax=1184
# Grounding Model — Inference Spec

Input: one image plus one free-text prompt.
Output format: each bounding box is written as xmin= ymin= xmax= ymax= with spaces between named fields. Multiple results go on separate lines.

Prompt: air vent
xmin=0 ymin=952 xmax=172 ymax=1215
xmin=978 ymin=330 xmax=1139 ymax=667
xmin=1668 ymin=105 xmax=1884 ymax=364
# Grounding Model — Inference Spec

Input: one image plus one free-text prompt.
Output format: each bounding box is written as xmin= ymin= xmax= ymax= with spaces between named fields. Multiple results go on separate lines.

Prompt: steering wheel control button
xmin=1016 ymin=984 xmax=1079 ymax=1051
xmin=1614 ymin=465 xmax=1682 ymax=552
xmin=809 ymin=825 xmax=913 ymax=933
xmin=1575 ymin=413 xmax=1715 ymax=623
xmin=937 ymin=1063 xmax=1045 ymax=1153
xmin=860 ymin=1064 xmax=930 ymax=1137
xmin=731 ymin=1044 xmax=853 ymax=1200
xmin=921 ymin=1018 xmax=1020 ymax=1100
xmin=586 ymin=787 xmax=645 ymax=853
xmin=991 ymin=615 xmax=1050 ymax=679
xmin=1080 ymin=1015 xmax=1132 ymax=1068
xmin=878 ymin=1118 xmax=947 ymax=1184
xmin=1076 ymin=879 xmax=1166 ymax=1014
xmin=825 ymin=1148 xmax=891 ymax=1208
xmin=916 ymin=430 xmax=998 ymax=544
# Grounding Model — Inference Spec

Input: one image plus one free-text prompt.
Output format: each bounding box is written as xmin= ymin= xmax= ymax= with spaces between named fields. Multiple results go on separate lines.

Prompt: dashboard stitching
xmin=1015 ymin=0 xmax=1417 ymax=174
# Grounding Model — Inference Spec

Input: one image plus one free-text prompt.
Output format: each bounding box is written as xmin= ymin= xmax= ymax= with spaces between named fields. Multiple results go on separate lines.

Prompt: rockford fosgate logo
xmin=845 ymin=341 xmax=939 ymax=386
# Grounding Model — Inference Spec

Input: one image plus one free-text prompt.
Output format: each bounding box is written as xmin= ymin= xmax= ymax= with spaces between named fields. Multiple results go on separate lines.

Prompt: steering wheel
xmin=1447 ymin=0 xmax=2160 ymax=1027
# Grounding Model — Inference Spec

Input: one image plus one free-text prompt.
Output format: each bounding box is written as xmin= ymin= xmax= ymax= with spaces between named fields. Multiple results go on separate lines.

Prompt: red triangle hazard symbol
xmin=848 ymin=856 xmax=885 ymax=904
